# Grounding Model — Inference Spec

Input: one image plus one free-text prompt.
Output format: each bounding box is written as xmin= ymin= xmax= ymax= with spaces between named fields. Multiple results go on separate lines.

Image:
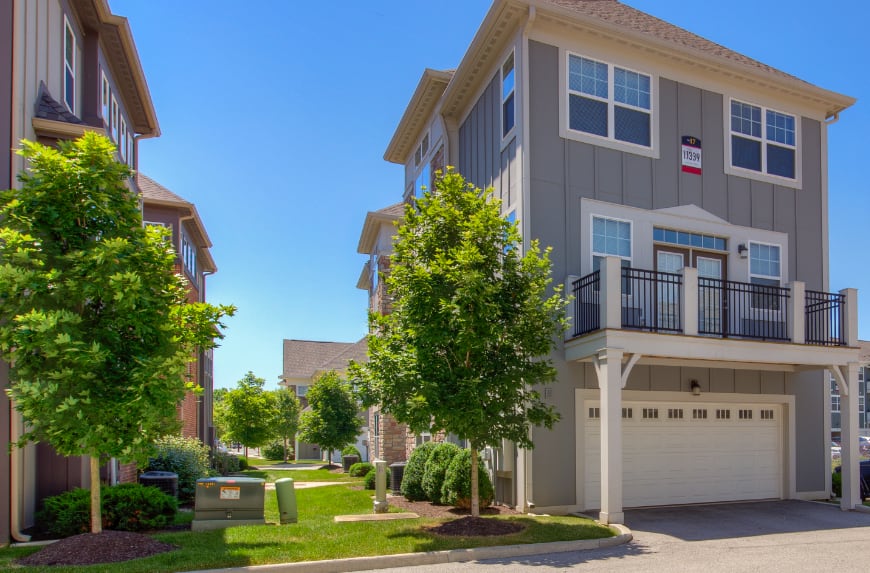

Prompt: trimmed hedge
xmin=37 ymin=484 xmax=177 ymax=538
xmin=212 ymin=451 xmax=241 ymax=475
xmin=442 ymin=449 xmax=494 ymax=509
xmin=401 ymin=441 xmax=438 ymax=501
xmin=145 ymin=435 xmax=211 ymax=501
xmin=342 ymin=445 xmax=362 ymax=459
xmin=349 ymin=462 xmax=373 ymax=478
xmin=363 ymin=467 xmax=391 ymax=490
xmin=422 ymin=442 xmax=461 ymax=505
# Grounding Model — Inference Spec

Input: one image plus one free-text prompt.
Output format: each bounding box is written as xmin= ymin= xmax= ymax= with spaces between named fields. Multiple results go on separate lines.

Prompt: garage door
xmin=584 ymin=401 xmax=782 ymax=509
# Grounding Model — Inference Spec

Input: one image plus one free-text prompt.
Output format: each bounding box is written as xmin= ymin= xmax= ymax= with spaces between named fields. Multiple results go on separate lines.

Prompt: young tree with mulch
xmin=351 ymin=167 xmax=567 ymax=518
xmin=272 ymin=387 xmax=301 ymax=462
xmin=0 ymin=133 xmax=234 ymax=534
xmin=297 ymin=370 xmax=363 ymax=467
xmin=222 ymin=372 xmax=276 ymax=458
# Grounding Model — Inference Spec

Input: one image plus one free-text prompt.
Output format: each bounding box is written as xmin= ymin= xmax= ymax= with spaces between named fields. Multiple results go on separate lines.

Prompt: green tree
xmin=213 ymin=387 xmax=229 ymax=445
xmin=297 ymin=371 xmax=363 ymax=467
xmin=0 ymin=133 xmax=234 ymax=533
xmin=350 ymin=168 xmax=567 ymax=516
xmin=223 ymin=372 xmax=276 ymax=457
xmin=272 ymin=388 xmax=301 ymax=462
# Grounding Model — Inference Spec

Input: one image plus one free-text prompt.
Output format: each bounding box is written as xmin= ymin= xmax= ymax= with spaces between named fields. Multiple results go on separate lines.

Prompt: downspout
xmin=520 ymin=4 xmax=536 ymax=513
xmin=825 ymin=112 xmax=840 ymax=126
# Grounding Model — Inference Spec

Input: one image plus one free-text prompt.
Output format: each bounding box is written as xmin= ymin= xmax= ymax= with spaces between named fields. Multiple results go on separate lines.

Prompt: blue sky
xmin=110 ymin=1 xmax=869 ymax=390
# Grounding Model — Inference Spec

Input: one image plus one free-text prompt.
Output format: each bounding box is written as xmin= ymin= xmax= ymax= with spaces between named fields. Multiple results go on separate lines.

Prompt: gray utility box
xmin=192 ymin=476 xmax=266 ymax=531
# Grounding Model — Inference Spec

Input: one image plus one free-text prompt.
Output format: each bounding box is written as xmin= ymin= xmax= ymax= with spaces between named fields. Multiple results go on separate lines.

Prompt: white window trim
xmin=724 ymin=97 xmax=802 ymax=188
xmin=501 ymin=50 xmax=516 ymax=145
xmin=747 ymin=240 xmax=782 ymax=284
xmin=119 ymin=117 xmax=128 ymax=160
xmin=560 ymin=49 xmax=659 ymax=159
xmin=590 ymin=213 xmax=632 ymax=273
xmin=110 ymin=95 xmax=119 ymax=142
xmin=101 ymin=71 xmax=110 ymax=122
xmin=63 ymin=15 xmax=76 ymax=113
xmin=127 ymin=133 xmax=134 ymax=167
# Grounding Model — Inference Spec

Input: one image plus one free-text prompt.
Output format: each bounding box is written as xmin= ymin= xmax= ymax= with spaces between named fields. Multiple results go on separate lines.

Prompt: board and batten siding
xmin=458 ymin=72 xmax=518 ymax=212
xmin=527 ymin=40 xmax=824 ymax=292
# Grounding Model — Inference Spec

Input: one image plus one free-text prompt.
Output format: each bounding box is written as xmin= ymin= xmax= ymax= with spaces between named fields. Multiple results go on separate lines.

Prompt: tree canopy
xmin=222 ymin=371 xmax=276 ymax=457
xmin=272 ymin=387 xmax=301 ymax=462
xmin=350 ymin=167 xmax=567 ymax=515
xmin=298 ymin=370 xmax=363 ymax=465
xmin=0 ymin=133 xmax=234 ymax=532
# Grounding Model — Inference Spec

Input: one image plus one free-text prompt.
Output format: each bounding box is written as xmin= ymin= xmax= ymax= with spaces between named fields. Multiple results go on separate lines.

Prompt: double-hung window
xmin=591 ymin=216 xmax=631 ymax=293
xmin=502 ymin=52 xmax=515 ymax=137
xmin=63 ymin=16 xmax=76 ymax=112
xmin=413 ymin=132 xmax=431 ymax=199
xmin=110 ymin=96 xmax=119 ymax=142
xmin=730 ymin=99 xmax=796 ymax=180
xmin=119 ymin=118 xmax=128 ymax=161
xmin=568 ymin=54 xmax=652 ymax=148
xmin=749 ymin=242 xmax=781 ymax=310
xmin=101 ymin=72 xmax=110 ymax=123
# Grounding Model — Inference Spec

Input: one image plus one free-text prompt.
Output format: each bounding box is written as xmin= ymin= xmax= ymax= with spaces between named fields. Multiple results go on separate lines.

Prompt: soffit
xmin=357 ymin=203 xmax=404 ymax=254
xmin=383 ymin=69 xmax=454 ymax=165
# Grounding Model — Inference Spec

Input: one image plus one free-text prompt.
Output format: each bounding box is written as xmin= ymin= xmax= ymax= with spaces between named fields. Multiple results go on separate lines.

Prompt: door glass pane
xmin=656 ymin=252 xmax=682 ymax=330
xmin=657 ymin=252 xmax=683 ymax=273
xmin=696 ymin=257 xmax=722 ymax=279
xmin=697 ymin=257 xmax=723 ymax=333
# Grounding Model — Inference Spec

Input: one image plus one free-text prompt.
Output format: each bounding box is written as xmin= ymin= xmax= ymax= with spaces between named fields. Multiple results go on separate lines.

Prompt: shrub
xmin=422 ymin=442 xmax=461 ymax=504
xmin=442 ymin=449 xmax=494 ymax=509
xmin=102 ymin=483 xmax=177 ymax=532
xmin=238 ymin=456 xmax=249 ymax=470
xmin=262 ymin=441 xmax=288 ymax=461
xmin=401 ymin=441 xmax=438 ymax=501
xmin=145 ymin=435 xmax=211 ymax=501
xmin=363 ymin=467 xmax=391 ymax=490
xmin=37 ymin=484 xmax=177 ymax=537
xmin=349 ymin=462 xmax=373 ymax=477
xmin=212 ymin=451 xmax=241 ymax=475
xmin=832 ymin=470 xmax=842 ymax=497
xmin=342 ymin=445 xmax=362 ymax=459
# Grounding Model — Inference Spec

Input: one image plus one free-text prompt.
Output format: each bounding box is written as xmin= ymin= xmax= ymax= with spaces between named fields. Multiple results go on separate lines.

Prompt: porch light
xmin=690 ymin=380 xmax=701 ymax=396
xmin=737 ymin=244 xmax=748 ymax=258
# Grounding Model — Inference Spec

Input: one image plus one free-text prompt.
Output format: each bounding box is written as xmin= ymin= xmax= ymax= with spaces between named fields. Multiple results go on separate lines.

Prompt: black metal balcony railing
xmin=698 ymin=278 xmax=790 ymax=341
xmin=805 ymin=290 xmax=846 ymax=346
xmin=622 ymin=267 xmax=682 ymax=333
xmin=570 ymin=267 xmax=844 ymax=346
xmin=572 ymin=270 xmax=600 ymax=337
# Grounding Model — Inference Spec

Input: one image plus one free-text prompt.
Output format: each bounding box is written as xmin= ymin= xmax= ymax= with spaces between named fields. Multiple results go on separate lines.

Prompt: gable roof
xmin=281 ymin=339 xmax=368 ymax=381
xmin=357 ymin=203 xmax=405 ymax=254
xmin=390 ymin=0 xmax=854 ymax=162
xmin=384 ymin=69 xmax=454 ymax=164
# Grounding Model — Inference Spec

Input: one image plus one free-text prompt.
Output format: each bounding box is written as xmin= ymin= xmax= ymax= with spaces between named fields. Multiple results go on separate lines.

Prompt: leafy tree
xmin=350 ymin=168 xmax=567 ymax=516
xmin=0 ymin=133 xmax=234 ymax=533
xmin=212 ymin=386 xmax=229 ymax=444
xmin=272 ymin=388 xmax=301 ymax=462
xmin=222 ymin=372 xmax=276 ymax=457
xmin=297 ymin=371 xmax=363 ymax=467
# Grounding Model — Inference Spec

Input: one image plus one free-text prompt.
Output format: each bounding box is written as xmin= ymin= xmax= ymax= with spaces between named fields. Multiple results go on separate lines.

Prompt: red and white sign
xmin=681 ymin=136 xmax=702 ymax=175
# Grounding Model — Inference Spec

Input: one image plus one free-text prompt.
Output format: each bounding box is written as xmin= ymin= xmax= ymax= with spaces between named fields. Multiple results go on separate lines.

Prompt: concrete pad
xmin=334 ymin=512 xmax=419 ymax=522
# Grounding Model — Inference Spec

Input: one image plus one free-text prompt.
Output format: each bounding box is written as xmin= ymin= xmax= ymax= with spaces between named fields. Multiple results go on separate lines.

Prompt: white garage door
xmin=584 ymin=400 xmax=782 ymax=509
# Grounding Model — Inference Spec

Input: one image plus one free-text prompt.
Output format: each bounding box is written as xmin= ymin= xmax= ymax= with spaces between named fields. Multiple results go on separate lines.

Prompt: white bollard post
xmin=373 ymin=459 xmax=389 ymax=513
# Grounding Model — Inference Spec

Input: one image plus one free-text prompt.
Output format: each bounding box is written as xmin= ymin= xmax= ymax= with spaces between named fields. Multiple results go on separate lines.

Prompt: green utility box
xmin=275 ymin=478 xmax=298 ymax=524
xmin=191 ymin=476 xmax=266 ymax=531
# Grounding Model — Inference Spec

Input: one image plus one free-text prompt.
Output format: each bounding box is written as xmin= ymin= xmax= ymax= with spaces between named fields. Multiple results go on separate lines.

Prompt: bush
xmin=342 ymin=445 xmax=362 ymax=459
xmin=262 ymin=441 xmax=288 ymax=461
xmin=145 ymin=435 xmax=211 ymax=501
xmin=37 ymin=484 xmax=177 ymax=537
xmin=832 ymin=470 xmax=842 ymax=497
xmin=402 ymin=441 xmax=438 ymax=501
xmin=363 ymin=467 xmax=391 ymax=490
xmin=349 ymin=462 xmax=373 ymax=477
xmin=442 ymin=449 xmax=494 ymax=509
xmin=212 ymin=451 xmax=241 ymax=475
xmin=422 ymin=442 xmax=461 ymax=504
xmin=238 ymin=456 xmax=249 ymax=470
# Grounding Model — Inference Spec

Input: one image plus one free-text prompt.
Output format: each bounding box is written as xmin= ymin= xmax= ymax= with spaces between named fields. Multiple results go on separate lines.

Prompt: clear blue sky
xmin=109 ymin=1 xmax=869 ymax=390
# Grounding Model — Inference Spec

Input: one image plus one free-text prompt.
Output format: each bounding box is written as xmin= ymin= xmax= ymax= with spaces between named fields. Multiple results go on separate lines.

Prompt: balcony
xmin=565 ymin=257 xmax=857 ymax=369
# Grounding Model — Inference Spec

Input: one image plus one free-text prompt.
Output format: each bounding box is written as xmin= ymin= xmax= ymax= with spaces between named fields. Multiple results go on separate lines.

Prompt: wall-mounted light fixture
xmin=737 ymin=244 xmax=748 ymax=258
xmin=690 ymin=380 xmax=701 ymax=396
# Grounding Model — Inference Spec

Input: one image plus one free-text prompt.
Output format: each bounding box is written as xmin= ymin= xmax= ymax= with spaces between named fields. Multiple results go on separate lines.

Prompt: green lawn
xmin=241 ymin=468 xmax=360 ymax=483
xmin=0 ymin=478 xmax=613 ymax=573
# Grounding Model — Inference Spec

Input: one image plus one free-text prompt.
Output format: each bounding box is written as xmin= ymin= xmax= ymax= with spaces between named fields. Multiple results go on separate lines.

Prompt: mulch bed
xmin=16 ymin=531 xmax=176 ymax=567
xmin=387 ymin=495 xmax=526 ymax=536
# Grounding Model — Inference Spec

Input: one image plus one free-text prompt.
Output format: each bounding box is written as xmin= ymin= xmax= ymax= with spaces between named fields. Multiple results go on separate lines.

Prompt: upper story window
xmin=101 ymin=72 xmax=110 ymax=122
xmin=63 ymin=16 xmax=76 ymax=112
xmin=730 ymin=99 xmax=797 ymax=180
xmin=414 ymin=133 xmax=429 ymax=167
xmin=591 ymin=215 xmax=631 ymax=272
xmin=127 ymin=133 xmax=134 ymax=167
xmin=568 ymin=54 xmax=652 ymax=148
xmin=653 ymin=227 xmax=727 ymax=251
xmin=181 ymin=231 xmax=198 ymax=282
xmin=110 ymin=95 xmax=119 ymax=142
xmin=119 ymin=118 xmax=128 ymax=161
xmin=502 ymin=52 xmax=515 ymax=137
xmin=749 ymin=241 xmax=781 ymax=310
xmin=296 ymin=385 xmax=308 ymax=398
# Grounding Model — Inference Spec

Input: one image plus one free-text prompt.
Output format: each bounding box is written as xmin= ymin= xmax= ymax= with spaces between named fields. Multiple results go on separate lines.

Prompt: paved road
xmin=365 ymin=501 xmax=870 ymax=573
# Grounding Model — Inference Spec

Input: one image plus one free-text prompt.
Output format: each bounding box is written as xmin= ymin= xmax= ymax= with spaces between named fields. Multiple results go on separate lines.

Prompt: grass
xmin=0 ymin=474 xmax=613 ymax=573
xmin=240 ymin=468 xmax=360 ymax=483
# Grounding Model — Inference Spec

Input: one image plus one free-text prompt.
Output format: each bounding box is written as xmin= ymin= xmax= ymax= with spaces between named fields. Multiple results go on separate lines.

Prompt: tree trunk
xmin=244 ymin=445 xmax=248 ymax=459
xmin=283 ymin=437 xmax=288 ymax=462
xmin=471 ymin=447 xmax=480 ymax=518
xmin=89 ymin=455 xmax=102 ymax=534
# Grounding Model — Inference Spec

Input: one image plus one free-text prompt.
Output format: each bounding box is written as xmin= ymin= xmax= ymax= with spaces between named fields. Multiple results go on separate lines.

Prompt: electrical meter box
xmin=192 ymin=476 xmax=266 ymax=531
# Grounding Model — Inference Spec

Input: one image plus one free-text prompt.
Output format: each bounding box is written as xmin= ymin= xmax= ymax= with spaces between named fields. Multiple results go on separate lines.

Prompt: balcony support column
xmin=600 ymin=257 xmax=621 ymax=330
xmin=592 ymin=347 xmax=625 ymax=525
xmin=841 ymin=288 xmax=858 ymax=346
xmin=683 ymin=267 xmax=698 ymax=336
xmin=788 ymin=281 xmax=805 ymax=344
xmin=831 ymin=362 xmax=860 ymax=510
xmin=565 ymin=275 xmax=580 ymax=340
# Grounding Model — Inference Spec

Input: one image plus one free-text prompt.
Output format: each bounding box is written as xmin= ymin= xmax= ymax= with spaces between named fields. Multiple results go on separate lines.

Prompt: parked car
xmin=831 ymin=441 xmax=842 ymax=459
xmin=835 ymin=460 xmax=870 ymax=500
xmin=859 ymin=436 xmax=870 ymax=456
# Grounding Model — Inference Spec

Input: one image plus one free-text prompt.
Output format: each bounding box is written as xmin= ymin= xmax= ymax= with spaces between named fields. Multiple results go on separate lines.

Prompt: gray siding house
xmin=383 ymin=0 xmax=862 ymax=524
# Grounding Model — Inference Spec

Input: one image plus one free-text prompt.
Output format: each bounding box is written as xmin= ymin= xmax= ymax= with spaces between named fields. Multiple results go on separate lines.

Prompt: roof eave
xmin=383 ymin=69 xmax=454 ymax=164
xmin=357 ymin=210 xmax=401 ymax=254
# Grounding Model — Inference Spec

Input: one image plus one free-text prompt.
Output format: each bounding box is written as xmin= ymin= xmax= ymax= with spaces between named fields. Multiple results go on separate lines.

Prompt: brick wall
xmin=370 ymin=408 xmax=409 ymax=464
xmin=118 ymin=462 xmax=137 ymax=484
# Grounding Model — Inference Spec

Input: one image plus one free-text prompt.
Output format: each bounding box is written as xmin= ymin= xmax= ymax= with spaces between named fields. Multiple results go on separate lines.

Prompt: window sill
xmin=724 ymin=164 xmax=802 ymax=189
xmin=561 ymin=125 xmax=659 ymax=159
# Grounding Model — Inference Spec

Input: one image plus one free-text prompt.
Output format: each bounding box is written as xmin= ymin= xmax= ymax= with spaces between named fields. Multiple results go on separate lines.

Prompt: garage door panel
xmin=584 ymin=401 xmax=782 ymax=509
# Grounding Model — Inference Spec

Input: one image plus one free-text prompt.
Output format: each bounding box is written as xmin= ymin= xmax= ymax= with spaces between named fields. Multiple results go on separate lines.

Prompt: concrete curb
xmin=190 ymin=524 xmax=632 ymax=573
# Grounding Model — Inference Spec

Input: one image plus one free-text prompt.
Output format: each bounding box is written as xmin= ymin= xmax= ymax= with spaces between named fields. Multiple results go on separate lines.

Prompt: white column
xmin=841 ymin=288 xmax=858 ymax=346
xmin=595 ymin=347 xmax=624 ymax=525
xmin=565 ymin=275 xmax=580 ymax=340
xmin=838 ymin=362 xmax=861 ymax=510
xmin=788 ymin=281 xmax=805 ymax=344
xmin=683 ymin=267 xmax=698 ymax=336
xmin=600 ymin=257 xmax=622 ymax=330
